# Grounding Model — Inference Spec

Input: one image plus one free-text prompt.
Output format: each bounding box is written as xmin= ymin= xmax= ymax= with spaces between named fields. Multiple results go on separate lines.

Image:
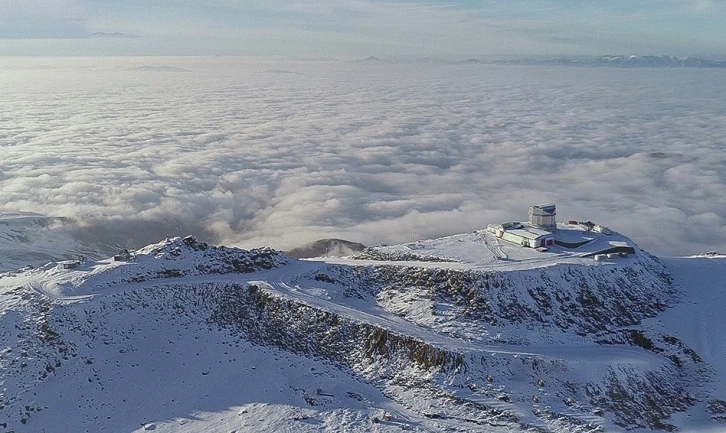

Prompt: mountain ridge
xmin=0 ymin=228 xmax=723 ymax=432
xmin=355 ymin=54 xmax=726 ymax=68
xmin=492 ymin=55 xmax=726 ymax=68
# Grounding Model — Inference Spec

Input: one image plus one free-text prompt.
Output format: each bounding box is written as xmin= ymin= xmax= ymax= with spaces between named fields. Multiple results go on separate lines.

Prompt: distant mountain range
xmin=358 ymin=54 xmax=726 ymax=68
xmin=128 ymin=65 xmax=192 ymax=72
xmin=494 ymin=55 xmax=726 ymax=68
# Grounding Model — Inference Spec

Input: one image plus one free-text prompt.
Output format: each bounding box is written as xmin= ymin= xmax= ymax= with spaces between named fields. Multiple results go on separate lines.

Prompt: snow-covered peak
xmin=134 ymin=235 xmax=285 ymax=271
xmin=6 ymin=235 xmax=288 ymax=300
xmin=131 ymin=235 xmax=288 ymax=275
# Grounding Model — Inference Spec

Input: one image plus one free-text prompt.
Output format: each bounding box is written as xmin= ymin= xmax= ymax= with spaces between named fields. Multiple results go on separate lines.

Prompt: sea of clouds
xmin=1 ymin=56 xmax=724 ymax=256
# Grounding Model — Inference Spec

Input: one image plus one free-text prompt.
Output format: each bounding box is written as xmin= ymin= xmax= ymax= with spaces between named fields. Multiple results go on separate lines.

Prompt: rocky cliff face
xmin=370 ymin=252 xmax=675 ymax=338
xmin=207 ymin=253 xmax=698 ymax=431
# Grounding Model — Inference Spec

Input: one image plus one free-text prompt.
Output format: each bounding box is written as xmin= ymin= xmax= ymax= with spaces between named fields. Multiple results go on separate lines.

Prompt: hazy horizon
xmin=2 ymin=1 xmax=725 ymax=58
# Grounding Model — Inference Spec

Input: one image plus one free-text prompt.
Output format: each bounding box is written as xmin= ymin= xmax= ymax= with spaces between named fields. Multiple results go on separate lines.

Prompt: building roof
xmin=530 ymin=203 xmax=556 ymax=214
xmin=507 ymin=225 xmax=554 ymax=240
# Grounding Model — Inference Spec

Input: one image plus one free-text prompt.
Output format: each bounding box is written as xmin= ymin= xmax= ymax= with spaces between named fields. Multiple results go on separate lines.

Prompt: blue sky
xmin=1 ymin=0 xmax=724 ymax=57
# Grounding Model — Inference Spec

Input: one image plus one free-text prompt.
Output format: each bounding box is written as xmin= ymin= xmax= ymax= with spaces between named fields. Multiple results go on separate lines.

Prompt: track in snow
xmin=25 ymin=261 xmax=667 ymax=368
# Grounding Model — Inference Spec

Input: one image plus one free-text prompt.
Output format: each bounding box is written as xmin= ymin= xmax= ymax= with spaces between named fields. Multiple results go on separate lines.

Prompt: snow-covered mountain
xmin=0 ymin=224 xmax=724 ymax=432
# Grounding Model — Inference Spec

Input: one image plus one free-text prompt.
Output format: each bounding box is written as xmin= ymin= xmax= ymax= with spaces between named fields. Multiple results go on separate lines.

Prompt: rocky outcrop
xmin=370 ymin=254 xmax=676 ymax=337
xmin=114 ymin=236 xmax=288 ymax=284
xmin=211 ymin=283 xmax=467 ymax=374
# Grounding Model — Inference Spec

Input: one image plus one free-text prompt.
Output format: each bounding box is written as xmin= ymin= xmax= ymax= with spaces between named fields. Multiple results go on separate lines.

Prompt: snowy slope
xmin=0 ymin=212 xmax=106 ymax=273
xmin=0 ymin=230 xmax=723 ymax=432
xmin=643 ymin=255 xmax=726 ymax=429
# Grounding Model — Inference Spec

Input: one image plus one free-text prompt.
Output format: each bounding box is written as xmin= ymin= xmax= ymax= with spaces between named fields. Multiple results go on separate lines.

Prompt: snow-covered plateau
xmin=0 ymin=216 xmax=724 ymax=432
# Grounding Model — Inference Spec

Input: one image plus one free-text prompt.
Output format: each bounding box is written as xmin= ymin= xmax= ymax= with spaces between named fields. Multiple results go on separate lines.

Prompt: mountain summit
xmin=0 ymin=227 xmax=724 ymax=432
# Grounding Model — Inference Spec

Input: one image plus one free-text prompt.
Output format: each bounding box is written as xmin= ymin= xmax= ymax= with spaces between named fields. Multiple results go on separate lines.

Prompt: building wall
xmin=499 ymin=231 xmax=518 ymax=246
xmin=529 ymin=214 xmax=556 ymax=227
xmin=528 ymin=205 xmax=556 ymax=228
xmin=501 ymin=231 xmax=534 ymax=247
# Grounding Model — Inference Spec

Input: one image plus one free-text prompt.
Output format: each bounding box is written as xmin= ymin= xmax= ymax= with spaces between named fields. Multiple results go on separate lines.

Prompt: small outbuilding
xmin=61 ymin=260 xmax=81 ymax=269
xmin=113 ymin=249 xmax=134 ymax=262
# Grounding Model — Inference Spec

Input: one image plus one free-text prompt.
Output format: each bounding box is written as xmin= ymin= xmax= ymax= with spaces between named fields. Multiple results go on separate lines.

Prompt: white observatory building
xmin=528 ymin=204 xmax=557 ymax=230
xmin=486 ymin=203 xmax=557 ymax=249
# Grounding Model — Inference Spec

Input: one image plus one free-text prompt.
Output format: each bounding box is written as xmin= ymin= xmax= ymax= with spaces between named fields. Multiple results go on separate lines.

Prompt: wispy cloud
xmin=2 ymin=1 xmax=725 ymax=56
xmin=90 ymin=32 xmax=139 ymax=39
xmin=680 ymin=0 xmax=718 ymax=13
xmin=0 ymin=57 xmax=724 ymax=256
xmin=0 ymin=0 xmax=87 ymax=39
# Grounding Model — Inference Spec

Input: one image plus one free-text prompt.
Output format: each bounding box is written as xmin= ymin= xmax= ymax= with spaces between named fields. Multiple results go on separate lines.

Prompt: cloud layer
xmin=1 ymin=57 xmax=724 ymax=256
